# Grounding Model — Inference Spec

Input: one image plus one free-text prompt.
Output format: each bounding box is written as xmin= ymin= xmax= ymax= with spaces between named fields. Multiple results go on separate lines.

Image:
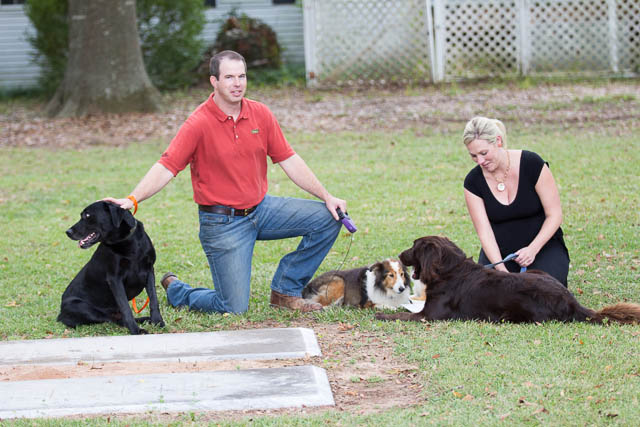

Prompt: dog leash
xmin=322 ymin=232 xmax=355 ymax=304
xmin=334 ymin=233 xmax=354 ymax=273
xmin=132 ymin=297 xmax=149 ymax=313
xmin=484 ymin=253 xmax=527 ymax=273
xmin=125 ymin=202 xmax=150 ymax=314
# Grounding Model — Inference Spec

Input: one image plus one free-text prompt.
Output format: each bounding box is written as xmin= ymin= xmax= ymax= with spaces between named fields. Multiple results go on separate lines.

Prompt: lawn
xmin=0 ymin=81 xmax=639 ymax=425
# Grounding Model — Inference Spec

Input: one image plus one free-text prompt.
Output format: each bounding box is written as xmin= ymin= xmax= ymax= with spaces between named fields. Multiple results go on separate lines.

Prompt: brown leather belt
xmin=198 ymin=204 xmax=257 ymax=216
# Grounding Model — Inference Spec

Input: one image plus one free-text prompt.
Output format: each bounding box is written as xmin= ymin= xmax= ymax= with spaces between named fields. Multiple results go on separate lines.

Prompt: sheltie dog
xmin=303 ymin=259 xmax=412 ymax=309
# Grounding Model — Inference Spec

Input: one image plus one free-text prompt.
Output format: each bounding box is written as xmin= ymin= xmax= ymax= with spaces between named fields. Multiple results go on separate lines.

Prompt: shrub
xmin=24 ymin=0 xmax=68 ymax=95
xmin=206 ymin=11 xmax=282 ymax=72
xmin=249 ymin=64 xmax=306 ymax=88
xmin=136 ymin=0 xmax=206 ymax=90
xmin=24 ymin=0 xmax=206 ymax=94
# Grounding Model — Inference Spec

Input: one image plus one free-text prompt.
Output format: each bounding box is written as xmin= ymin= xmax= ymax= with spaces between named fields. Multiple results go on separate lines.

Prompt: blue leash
xmin=484 ymin=253 xmax=527 ymax=273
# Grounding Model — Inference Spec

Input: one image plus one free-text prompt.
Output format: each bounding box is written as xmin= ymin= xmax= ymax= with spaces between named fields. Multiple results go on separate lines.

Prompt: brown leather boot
xmin=270 ymin=290 xmax=323 ymax=312
xmin=160 ymin=272 xmax=177 ymax=291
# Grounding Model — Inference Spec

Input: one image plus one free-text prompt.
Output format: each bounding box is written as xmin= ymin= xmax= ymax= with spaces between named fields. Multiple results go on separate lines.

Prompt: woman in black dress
xmin=462 ymin=117 xmax=570 ymax=286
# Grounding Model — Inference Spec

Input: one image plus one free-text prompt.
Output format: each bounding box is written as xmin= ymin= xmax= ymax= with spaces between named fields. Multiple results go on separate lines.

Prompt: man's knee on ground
xmin=221 ymin=299 xmax=250 ymax=314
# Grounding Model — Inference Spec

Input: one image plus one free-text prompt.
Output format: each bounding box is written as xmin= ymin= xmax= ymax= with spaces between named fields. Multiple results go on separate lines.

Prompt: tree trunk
xmin=46 ymin=0 xmax=160 ymax=117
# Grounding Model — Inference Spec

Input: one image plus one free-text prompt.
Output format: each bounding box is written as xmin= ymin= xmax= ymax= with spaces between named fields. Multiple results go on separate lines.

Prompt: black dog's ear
xmin=108 ymin=202 xmax=136 ymax=229
xmin=439 ymin=237 xmax=467 ymax=269
xmin=417 ymin=240 xmax=436 ymax=283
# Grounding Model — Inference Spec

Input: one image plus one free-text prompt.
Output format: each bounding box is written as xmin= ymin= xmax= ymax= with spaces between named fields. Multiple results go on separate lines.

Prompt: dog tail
xmin=594 ymin=302 xmax=640 ymax=324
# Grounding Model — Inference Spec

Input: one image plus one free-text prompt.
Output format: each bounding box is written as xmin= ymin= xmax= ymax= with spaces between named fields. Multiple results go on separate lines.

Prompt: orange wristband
xmin=127 ymin=195 xmax=138 ymax=215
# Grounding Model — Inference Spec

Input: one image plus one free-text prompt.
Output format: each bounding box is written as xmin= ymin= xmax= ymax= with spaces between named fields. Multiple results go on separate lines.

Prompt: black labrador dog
xmin=59 ymin=201 xmax=164 ymax=334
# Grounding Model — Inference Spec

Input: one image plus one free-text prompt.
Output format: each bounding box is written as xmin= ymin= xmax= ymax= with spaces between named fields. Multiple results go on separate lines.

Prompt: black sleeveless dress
xmin=464 ymin=150 xmax=570 ymax=286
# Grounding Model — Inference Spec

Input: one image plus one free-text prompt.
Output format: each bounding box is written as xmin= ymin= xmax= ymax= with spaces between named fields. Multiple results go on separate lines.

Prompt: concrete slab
xmin=0 ymin=328 xmax=320 ymax=366
xmin=0 ymin=365 xmax=334 ymax=419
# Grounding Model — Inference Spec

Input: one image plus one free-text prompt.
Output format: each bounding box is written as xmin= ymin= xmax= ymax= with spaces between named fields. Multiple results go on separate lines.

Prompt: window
xmin=1 ymin=0 xmax=26 ymax=4
xmin=204 ymin=0 xmax=216 ymax=7
xmin=273 ymin=0 xmax=295 ymax=4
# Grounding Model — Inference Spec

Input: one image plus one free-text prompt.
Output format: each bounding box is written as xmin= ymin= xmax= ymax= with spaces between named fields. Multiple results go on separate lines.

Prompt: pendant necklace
xmin=495 ymin=151 xmax=510 ymax=192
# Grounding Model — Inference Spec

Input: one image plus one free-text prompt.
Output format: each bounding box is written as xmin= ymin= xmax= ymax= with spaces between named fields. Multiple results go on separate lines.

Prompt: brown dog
xmin=376 ymin=236 xmax=640 ymax=324
xmin=303 ymin=259 xmax=412 ymax=309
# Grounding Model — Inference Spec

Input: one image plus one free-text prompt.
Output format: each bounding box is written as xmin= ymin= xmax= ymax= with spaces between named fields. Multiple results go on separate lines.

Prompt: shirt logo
xmin=251 ymin=129 xmax=259 ymax=134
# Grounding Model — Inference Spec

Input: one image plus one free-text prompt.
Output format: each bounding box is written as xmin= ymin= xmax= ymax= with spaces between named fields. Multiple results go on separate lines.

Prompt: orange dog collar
xmin=127 ymin=195 xmax=138 ymax=215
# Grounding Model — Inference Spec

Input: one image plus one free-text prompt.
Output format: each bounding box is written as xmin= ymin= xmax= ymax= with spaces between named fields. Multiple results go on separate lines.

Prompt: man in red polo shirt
xmin=106 ymin=50 xmax=345 ymax=313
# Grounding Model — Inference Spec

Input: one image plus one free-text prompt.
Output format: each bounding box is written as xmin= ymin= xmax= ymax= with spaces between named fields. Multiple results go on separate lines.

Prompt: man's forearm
xmin=278 ymin=154 xmax=329 ymax=201
xmin=130 ymin=162 xmax=175 ymax=203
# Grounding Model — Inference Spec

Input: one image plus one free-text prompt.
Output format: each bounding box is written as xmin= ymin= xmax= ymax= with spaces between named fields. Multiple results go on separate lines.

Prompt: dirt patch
xmin=0 ymin=320 xmax=424 ymax=422
xmin=2 ymin=82 xmax=638 ymax=149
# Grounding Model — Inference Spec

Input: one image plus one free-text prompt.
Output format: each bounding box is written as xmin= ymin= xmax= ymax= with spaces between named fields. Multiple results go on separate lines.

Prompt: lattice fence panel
xmin=437 ymin=0 xmax=520 ymax=80
xmin=617 ymin=0 xmax=640 ymax=73
xmin=528 ymin=0 xmax=612 ymax=73
xmin=304 ymin=0 xmax=639 ymax=85
xmin=304 ymin=0 xmax=433 ymax=86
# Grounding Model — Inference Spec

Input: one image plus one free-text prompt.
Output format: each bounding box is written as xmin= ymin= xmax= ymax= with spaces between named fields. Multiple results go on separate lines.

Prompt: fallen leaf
xmin=518 ymin=397 xmax=535 ymax=406
xmin=338 ymin=323 xmax=355 ymax=331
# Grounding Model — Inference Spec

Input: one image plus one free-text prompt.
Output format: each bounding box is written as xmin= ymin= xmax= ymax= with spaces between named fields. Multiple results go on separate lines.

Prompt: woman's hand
xmin=515 ymin=246 xmax=537 ymax=267
xmin=495 ymin=264 xmax=509 ymax=273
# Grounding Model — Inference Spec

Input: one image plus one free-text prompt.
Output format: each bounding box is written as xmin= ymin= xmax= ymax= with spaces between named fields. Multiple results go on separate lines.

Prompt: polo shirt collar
xmin=207 ymin=93 xmax=249 ymax=122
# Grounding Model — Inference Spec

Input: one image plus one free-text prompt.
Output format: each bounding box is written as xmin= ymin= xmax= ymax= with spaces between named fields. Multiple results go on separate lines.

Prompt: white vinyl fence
xmin=303 ymin=0 xmax=640 ymax=86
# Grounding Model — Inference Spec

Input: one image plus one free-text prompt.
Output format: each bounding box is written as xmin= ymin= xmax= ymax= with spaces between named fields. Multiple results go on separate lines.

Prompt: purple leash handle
xmin=336 ymin=207 xmax=357 ymax=233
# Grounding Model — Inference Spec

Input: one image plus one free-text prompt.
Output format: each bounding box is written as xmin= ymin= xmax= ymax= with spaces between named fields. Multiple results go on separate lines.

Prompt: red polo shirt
xmin=159 ymin=94 xmax=295 ymax=208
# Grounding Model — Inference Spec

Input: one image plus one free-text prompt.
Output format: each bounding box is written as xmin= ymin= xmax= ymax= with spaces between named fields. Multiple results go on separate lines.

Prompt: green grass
xmin=0 ymin=105 xmax=639 ymax=425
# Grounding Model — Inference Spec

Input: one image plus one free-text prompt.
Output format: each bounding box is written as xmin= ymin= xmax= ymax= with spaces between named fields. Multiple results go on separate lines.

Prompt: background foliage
xmin=24 ymin=0 xmax=206 ymax=93
xmin=136 ymin=0 xmax=205 ymax=90
xmin=23 ymin=0 xmax=68 ymax=95
xmin=203 ymin=10 xmax=282 ymax=73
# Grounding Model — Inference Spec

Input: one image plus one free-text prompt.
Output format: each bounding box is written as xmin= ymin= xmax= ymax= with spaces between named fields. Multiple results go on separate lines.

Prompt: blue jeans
xmin=166 ymin=195 xmax=342 ymax=313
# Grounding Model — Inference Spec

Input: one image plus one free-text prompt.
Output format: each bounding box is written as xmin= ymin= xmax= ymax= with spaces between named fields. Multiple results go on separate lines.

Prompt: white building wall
xmin=0 ymin=4 xmax=41 ymax=90
xmin=0 ymin=0 xmax=305 ymax=90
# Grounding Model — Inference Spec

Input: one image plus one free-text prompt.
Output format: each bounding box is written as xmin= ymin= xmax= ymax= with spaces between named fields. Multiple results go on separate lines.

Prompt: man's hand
xmin=102 ymin=197 xmax=133 ymax=210
xmin=324 ymin=195 xmax=347 ymax=221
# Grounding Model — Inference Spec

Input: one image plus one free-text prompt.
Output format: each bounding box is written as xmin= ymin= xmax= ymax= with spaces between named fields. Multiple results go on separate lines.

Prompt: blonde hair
xmin=462 ymin=117 xmax=507 ymax=148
